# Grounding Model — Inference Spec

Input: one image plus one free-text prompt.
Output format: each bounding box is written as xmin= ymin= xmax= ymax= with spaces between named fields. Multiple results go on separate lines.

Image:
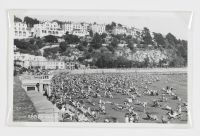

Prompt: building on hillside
xmin=59 ymin=56 xmax=75 ymax=61
xmin=65 ymin=62 xmax=76 ymax=70
xmin=33 ymin=21 xmax=64 ymax=38
xmin=14 ymin=52 xmax=66 ymax=70
xmin=27 ymin=27 xmax=35 ymax=37
xmin=65 ymin=61 xmax=87 ymax=70
xmin=14 ymin=52 xmax=47 ymax=68
xmin=72 ymin=29 xmax=89 ymax=37
xmin=57 ymin=37 xmax=65 ymax=43
xmin=118 ymin=43 xmax=128 ymax=48
xmin=91 ymin=24 xmax=106 ymax=35
xmin=126 ymin=27 xmax=142 ymax=36
xmin=30 ymin=61 xmax=65 ymax=70
xmin=80 ymin=35 xmax=92 ymax=43
xmin=14 ymin=52 xmax=47 ymax=62
xmin=68 ymin=44 xmax=77 ymax=48
xmin=14 ymin=22 xmax=31 ymax=39
xmin=102 ymin=43 xmax=109 ymax=47
xmin=112 ymin=26 xmax=127 ymax=35
xmin=14 ymin=60 xmax=30 ymax=68
xmin=62 ymin=22 xmax=74 ymax=34
xmin=62 ymin=22 xmax=89 ymax=37
xmin=73 ymin=23 xmax=88 ymax=31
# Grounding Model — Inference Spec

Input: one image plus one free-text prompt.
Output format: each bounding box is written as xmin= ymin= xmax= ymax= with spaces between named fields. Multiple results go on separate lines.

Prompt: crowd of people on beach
xmin=47 ymin=72 xmax=187 ymax=123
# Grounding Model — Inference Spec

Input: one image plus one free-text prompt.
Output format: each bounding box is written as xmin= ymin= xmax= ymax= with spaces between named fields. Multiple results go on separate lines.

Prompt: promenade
xmin=53 ymin=68 xmax=187 ymax=75
xmin=26 ymin=91 xmax=60 ymax=122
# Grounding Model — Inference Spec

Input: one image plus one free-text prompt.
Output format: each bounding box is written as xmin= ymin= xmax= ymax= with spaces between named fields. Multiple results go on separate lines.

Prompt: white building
xmin=14 ymin=52 xmax=65 ymax=69
xmin=118 ymin=43 xmax=128 ymax=48
xmin=33 ymin=21 xmax=64 ymax=38
xmin=72 ymin=30 xmax=89 ymax=37
xmin=62 ymin=22 xmax=89 ymax=37
xmin=14 ymin=52 xmax=47 ymax=62
xmin=14 ymin=60 xmax=30 ymax=68
xmin=91 ymin=24 xmax=106 ymax=35
xmin=14 ymin=22 xmax=31 ymax=39
xmin=62 ymin=22 xmax=74 ymax=33
xmin=30 ymin=61 xmax=65 ymax=70
xmin=14 ymin=52 xmax=47 ymax=68
xmin=112 ymin=27 xmax=127 ymax=35
xmin=73 ymin=23 xmax=88 ymax=31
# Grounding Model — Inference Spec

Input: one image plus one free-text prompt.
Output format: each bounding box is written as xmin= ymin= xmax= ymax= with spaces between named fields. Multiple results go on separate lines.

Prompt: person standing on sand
xmin=125 ymin=114 xmax=129 ymax=123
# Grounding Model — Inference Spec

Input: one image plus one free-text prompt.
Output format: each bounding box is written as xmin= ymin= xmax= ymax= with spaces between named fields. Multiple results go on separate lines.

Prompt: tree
xmin=105 ymin=24 xmax=112 ymax=32
xmin=110 ymin=37 xmax=119 ymax=48
xmin=90 ymin=33 xmax=103 ymax=49
xmin=14 ymin=16 xmax=22 ymax=22
xmin=64 ymin=33 xmax=80 ymax=44
xmin=107 ymin=45 xmax=115 ymax=52
xmin=80 ymin=41 xmax=88 ymax=47
xmin=176 ymin=40 xmax=187 ymax=66
xmin=77 ymin=44 xmax=85 ymax=51
xmin=143 ymin=57 xmax=150 ymax=67
xmin=52 ymin=20 xmax=63 ymax=26
xmin=43 ymin=47 xmax=60 ymax=59
xmin=114 ymin=56 xmax=131 ymax=68
xmin=127 ymin=40 xmax=135 ymax=51
xmin=14 ymin=39 xmax=42 ymax=56
xmin=23 ymin=16 xmax=39 ymax=27
xmin=105 ymin=22 xmax=116 ymax=32
xmin=44 ymin=35 xmax=58 ymax=43
xmin=111 ymin=22 xmax=116 ymax=28
xmin=153 ymin=32 xmax=165 ymax=46
xmin=165 ymin=33 xmax=178 ymax=46
xmin=141 ymin=27 xmax=153 ymax=45
xmin=95 ymin=52 xmax=115 ymax=68
xmin=59 ymin=42 xmax=69 ymax=52
xmin=169 ymin=57 xmax=184 ymax=67
xmin=89 ymin=30 xmax=93 ymax=37
xmin=118 ymin=23 xmax=122 ymax=27
xmin=101 ymin=33 xmax=107 ymax=39
xmin=115 ymin=34 xmax=124 ymax=41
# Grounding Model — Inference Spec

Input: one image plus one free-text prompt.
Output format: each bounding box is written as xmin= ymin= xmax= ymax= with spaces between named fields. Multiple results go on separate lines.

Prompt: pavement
xmin=26 ymin=91 xmax=60 ymax=122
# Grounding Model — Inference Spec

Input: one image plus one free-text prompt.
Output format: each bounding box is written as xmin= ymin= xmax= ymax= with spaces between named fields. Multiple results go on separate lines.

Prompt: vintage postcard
xmin=7 ymin=10 xmax=192 ymax=127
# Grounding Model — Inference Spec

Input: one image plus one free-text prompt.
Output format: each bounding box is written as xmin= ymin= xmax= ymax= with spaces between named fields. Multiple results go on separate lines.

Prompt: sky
xmin=14 ymin=10 xmax=192 ymax=40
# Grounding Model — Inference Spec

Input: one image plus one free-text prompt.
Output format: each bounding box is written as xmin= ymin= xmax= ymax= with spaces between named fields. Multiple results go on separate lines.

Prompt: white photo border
xmin=7 ymin=9 xmax=193 ymax=128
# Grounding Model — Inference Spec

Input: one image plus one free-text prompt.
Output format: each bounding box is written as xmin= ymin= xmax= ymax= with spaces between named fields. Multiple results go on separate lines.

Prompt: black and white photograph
xmin=8 ymin=10 xmax=191 ymax=125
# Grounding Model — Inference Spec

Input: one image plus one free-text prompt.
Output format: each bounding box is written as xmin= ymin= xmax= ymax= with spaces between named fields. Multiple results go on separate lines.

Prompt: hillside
xmin=14 ymin=19 xmax=187 ymax=68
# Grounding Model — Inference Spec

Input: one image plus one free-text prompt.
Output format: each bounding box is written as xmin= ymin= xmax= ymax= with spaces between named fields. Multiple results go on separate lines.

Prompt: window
xmin=23 ymin=32 xmax=26 ymax=36
xmin=15 ymin=31 xmax=18 ymax=36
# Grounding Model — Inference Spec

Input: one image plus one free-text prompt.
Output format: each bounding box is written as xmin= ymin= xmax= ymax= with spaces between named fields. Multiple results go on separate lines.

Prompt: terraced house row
xmin=14 ymin=20 xmax=147 ymax=40
xmin=14 ymin=52 xmax=86 ymax=70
